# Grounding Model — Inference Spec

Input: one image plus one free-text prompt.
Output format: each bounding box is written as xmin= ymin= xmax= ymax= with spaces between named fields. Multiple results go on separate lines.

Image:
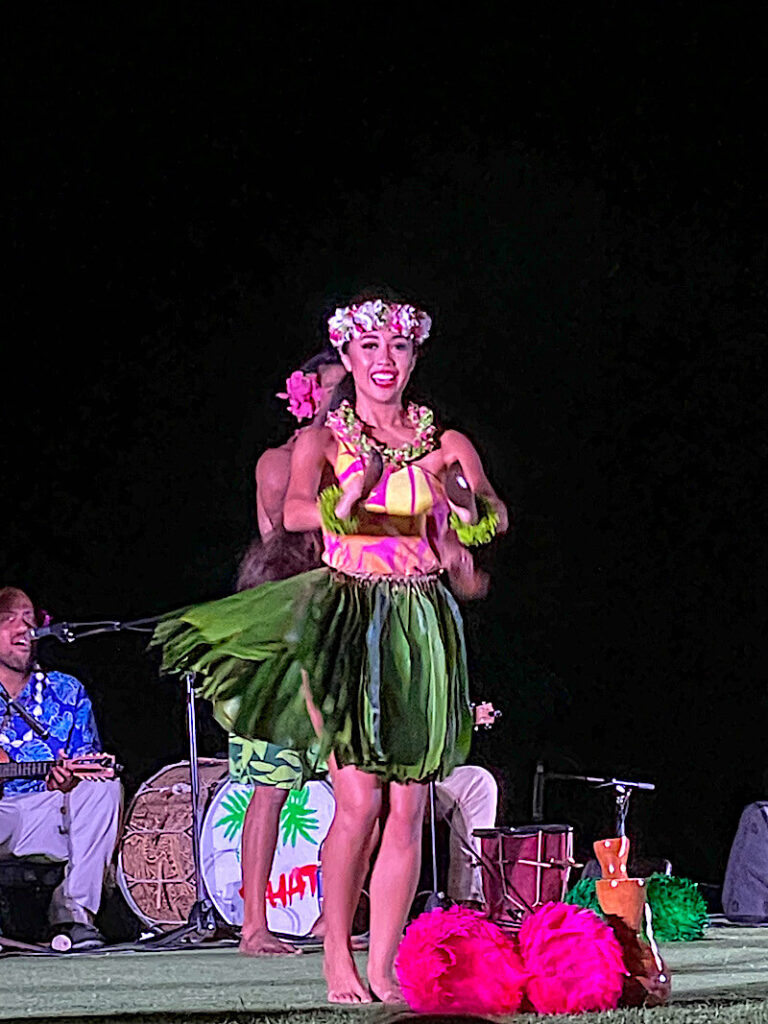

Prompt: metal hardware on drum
xmin=532 ymin=760 xmax=656 ymax=837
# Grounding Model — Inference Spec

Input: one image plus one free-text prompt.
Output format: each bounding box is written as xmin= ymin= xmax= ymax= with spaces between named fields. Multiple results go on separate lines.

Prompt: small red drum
xmin=200 ymin=778 xmax=335 ymax=937
xmin=475 ymin=824 xmax=577 ymax=928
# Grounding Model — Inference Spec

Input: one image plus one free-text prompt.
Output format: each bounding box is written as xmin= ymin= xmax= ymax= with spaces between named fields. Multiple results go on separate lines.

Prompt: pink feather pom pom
xmin=395 ymin=905 xmax=527 ymax=1016
xmin=518 ymin=901 xmax=627 ymax=1014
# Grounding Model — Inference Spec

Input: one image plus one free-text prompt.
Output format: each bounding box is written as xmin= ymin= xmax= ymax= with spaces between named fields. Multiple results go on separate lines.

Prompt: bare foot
xmin=368 ymin=966 xmax=405 ymax=1005
xmin=310 ymin=917 xmax=367 ymax=951
xmin=324 ymin=941 xmax=372 ymax=1004
xmin=240 ymin=928 xmax=302 ymax=956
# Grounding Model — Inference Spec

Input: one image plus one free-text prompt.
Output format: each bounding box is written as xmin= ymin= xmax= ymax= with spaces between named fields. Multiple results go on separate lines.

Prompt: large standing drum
xmin=117 ymin=759 xmax=228 ymax=930
xmin=475 ymin=824 xmax=576 ymax=928
xmin=200 ymin=778 xmax=335 ymax=937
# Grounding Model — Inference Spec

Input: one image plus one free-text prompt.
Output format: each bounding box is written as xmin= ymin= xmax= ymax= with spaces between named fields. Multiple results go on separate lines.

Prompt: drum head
xmin=200 ymin=778 xmax=335 ymax=937
xmin=116 ymin=759 xmax=227 ymax=930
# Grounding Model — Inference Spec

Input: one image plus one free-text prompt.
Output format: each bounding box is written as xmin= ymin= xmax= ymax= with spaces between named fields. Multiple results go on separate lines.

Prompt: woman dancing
xmin=153 ymin=292 xmax=506 ymax=1003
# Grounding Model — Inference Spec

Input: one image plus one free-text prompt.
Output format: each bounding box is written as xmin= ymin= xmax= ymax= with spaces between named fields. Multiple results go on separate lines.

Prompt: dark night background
xmin=3 ymin=9 xmax=765 ymax=888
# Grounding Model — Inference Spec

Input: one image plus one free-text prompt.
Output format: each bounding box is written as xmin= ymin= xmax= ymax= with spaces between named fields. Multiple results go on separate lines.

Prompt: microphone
xmin=29 ymin=623 xmax=75 ymax=643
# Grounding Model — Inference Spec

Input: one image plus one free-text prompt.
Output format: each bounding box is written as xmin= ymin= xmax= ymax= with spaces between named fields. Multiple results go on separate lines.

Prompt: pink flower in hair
xmin=277 ymin=371 xmax=323 ymax=421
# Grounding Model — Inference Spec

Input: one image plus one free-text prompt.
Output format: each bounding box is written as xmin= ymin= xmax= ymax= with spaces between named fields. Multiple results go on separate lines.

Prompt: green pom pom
xmin=565 ymin=872 xmax=707 ymax=942
xmin=449 ymin=495 xmax=499 ymax=547
xmin=318 ymin=485 xmax=359 ymax=535
xmin=645 ymin=873 xmax=708 ymax=942
xmin=564 ymin=877 xmax=605 ymax=917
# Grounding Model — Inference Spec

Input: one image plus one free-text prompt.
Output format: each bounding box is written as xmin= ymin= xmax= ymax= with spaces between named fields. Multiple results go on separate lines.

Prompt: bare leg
xmin=367 ymin=781 xmax=428 ymax=1003
xmin=321 ymin=764 xmax=382 ymax=1003
xmin=240 ymin=786 xmax=300 ymax=955
xmin=311 ymin=817 xmax=379 ymax=946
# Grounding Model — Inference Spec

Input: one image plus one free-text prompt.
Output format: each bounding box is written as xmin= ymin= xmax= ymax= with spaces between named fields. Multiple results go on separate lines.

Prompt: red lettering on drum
xmin=266 ymin=864 xmax=319 ymax=908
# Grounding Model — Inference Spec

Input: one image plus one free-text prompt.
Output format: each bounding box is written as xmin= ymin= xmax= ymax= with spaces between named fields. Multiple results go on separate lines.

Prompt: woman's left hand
xmin=440 ymin=430 xmax=508 ymax=533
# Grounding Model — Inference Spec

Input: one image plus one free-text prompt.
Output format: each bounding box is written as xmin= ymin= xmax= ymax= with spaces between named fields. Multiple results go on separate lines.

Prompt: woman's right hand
xmin=334 ymin=450 xmax=384 ymax=521
xmin=334 ymin=474 xmax=365 ymax=521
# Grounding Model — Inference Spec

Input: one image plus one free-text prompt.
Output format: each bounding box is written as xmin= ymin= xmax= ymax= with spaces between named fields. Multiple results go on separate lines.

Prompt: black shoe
xmin=50 ymin=923 xmax=105 ymax=951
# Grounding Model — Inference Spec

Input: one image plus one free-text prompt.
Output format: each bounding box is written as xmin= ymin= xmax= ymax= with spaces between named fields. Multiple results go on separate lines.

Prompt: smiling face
xmin=340 ymin=327 xmax=416 ymax=406
xmin=0 ymin=588 xmax=36 ymax=682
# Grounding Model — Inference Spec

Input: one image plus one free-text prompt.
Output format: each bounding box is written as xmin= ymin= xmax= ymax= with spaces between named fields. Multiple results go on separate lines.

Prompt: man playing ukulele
xmin=0 ymin=586 xmax=122 ymax=949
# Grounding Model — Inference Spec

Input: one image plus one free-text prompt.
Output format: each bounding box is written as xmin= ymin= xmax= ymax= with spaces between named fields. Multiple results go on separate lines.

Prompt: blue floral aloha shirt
xmin=0 ymin=669 xmax=102 ymax=795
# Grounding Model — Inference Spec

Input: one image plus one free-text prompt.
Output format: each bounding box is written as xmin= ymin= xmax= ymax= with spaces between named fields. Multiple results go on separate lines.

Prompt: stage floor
xmin=2 ymin=922 xmax=768 ymax=1021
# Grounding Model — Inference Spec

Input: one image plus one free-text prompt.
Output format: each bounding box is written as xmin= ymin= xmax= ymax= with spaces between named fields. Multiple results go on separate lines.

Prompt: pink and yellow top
xmin=323 ymin=432 xmax=446 ymax=578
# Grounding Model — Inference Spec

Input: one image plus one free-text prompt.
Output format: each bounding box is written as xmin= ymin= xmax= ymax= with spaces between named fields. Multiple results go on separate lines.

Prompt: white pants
xmin=0 ymin=780 xmax=122 ymax=925
xmin=434 ymin=765 xmax=498 ymax=903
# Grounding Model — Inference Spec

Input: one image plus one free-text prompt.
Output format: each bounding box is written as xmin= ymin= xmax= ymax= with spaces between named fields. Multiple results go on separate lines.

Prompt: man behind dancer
xmin=232 ymin=349 xmax=345 ymax=956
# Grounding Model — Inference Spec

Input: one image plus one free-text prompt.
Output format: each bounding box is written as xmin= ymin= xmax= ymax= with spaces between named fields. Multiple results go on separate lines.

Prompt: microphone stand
xmin=423 ymin=780 xmax=453 ymax=911
xmin=145 ymin=670 xmax=236 ymax=948
xmin=532 ymin=761 xmax=655 ymax=837
xmin=35 ymin=619 xmax=237 ymax=949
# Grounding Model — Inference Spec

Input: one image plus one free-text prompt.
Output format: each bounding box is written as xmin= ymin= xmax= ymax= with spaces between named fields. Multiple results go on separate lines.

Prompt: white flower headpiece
xmin=328 ymin=299 xmax=432 ymax=351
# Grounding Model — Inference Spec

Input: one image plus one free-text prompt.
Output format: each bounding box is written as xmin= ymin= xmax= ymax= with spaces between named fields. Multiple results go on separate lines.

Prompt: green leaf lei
xmin=449 ymin=495 xmax=500 ymax=547
xmin=326 ymin=399 xmax=436 ymax=466
xmin=318 ymin=484 xmax=359 ymax=535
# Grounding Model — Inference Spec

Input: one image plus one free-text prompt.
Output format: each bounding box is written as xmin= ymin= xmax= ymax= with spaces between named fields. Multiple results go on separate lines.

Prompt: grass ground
xmin=14 ymin=1003 xmax=768 ymax=1024
xmin=4 ymin=925 xmax=768 ymax=1024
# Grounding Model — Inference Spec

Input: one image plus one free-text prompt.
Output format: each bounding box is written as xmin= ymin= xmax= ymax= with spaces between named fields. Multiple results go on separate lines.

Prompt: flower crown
xmin=328 ymin=299 xmax=432 ymax=351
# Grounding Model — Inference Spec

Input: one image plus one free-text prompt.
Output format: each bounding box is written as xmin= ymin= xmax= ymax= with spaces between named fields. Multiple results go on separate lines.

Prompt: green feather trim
xmin=449 ymin=494 xmax=499 ymax=547
xmin=645 ymin=873 xmax=708 ymax=941
xmin=564 ymin=877 xmax=604 ymax=916
xmin=565 ymin=873 xmax=708 ymax=942
xmin=318 ymin=484 xmax=359 ymax=535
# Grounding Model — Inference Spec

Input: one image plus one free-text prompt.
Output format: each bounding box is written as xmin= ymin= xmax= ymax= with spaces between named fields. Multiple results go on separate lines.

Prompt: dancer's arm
xmin=440 ymin=429 xmax=509 ymax=533
xmin=255 ymin=446 xmax=291 ymax=538
xmin=283 ymin=427 xmax=333 ymax=531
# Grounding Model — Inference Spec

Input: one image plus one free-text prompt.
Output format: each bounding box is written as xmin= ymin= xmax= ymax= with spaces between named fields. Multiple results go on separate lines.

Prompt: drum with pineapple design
xmin=199 ymin=778 xmax=335 ymax=936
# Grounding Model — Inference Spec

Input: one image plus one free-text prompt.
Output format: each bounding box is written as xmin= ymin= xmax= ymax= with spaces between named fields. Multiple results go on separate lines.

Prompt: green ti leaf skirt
xmin=151 ymin=568 xmax=473 ymax=784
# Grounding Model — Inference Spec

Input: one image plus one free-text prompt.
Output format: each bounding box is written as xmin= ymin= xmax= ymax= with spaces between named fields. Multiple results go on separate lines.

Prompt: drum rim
xmin=474 ymin=824 xmax=574 ymax=837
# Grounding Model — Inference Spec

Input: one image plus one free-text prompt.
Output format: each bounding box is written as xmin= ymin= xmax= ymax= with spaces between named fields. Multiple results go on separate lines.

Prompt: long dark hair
xmin=236 ymin=530 xmax=322 ymax=591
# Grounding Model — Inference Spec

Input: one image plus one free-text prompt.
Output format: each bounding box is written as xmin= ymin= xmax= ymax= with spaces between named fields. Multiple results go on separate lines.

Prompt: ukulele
xmin=0 ymin=747 xmax=120 ymax=783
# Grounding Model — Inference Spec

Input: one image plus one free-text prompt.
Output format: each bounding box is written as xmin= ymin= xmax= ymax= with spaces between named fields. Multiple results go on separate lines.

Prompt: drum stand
xmin=144 ymin=672 xmax=237 ymax=949
xmin=419 ymin=780 xmax=535 ymax=922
